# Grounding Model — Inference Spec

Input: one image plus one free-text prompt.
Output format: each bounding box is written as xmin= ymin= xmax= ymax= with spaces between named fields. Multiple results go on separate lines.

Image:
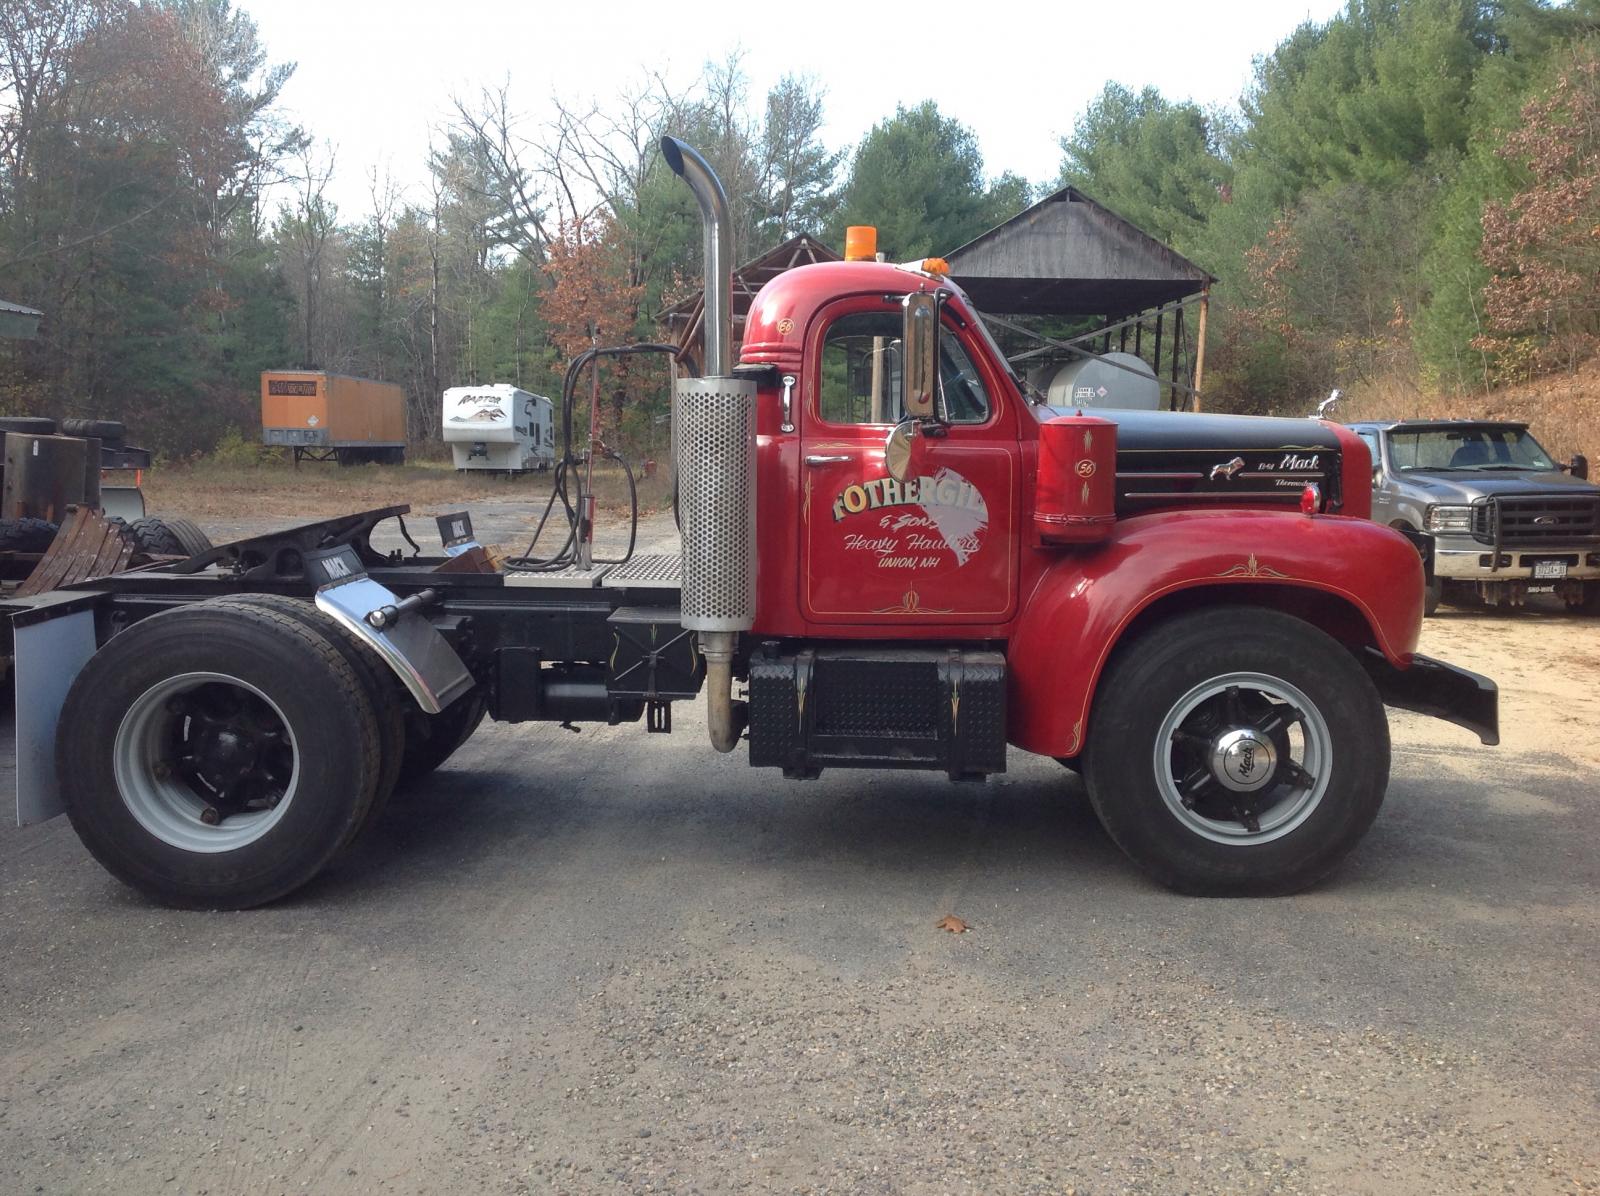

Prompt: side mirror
xmin=885 ymin=418 xmax=921 ymax=483
xmin=1570 ymin=453 xmax=1589 ymax=481
xmin=902 ymin=292 xmax=939 ymax=421
xmin=1372 ymin=465 xmax=1382 ymax=486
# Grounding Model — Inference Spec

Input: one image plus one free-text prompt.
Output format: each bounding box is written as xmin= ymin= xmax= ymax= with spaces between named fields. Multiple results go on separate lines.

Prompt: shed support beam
xmin=1191 ymin=289 xmax=1209 ymax=412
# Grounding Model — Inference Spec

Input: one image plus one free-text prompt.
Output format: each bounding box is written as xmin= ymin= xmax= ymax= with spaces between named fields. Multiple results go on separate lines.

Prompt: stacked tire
xmin=57 ymin=597 xmax=482 ymax=909
xmin=124 ymin=516 xmax=213 ymax=558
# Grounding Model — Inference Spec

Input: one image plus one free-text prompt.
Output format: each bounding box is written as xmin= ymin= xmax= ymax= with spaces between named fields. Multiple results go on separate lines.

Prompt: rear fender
xmin=1007 ymin=510 xmax=1423 ymax=757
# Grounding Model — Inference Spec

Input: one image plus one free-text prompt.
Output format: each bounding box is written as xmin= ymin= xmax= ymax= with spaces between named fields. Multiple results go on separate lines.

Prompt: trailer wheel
xmin=56 ymin=601 xmax=382 ymax=909
xmin=205 ymin=594 xmax=406 ymax=837
xmin=395 ymin=690 xmax=485 ymax=791
xmin=1083 ymin=607 xmax=1390 ymax=896
xmin=128 ymin=516 xmax=213 ymax=558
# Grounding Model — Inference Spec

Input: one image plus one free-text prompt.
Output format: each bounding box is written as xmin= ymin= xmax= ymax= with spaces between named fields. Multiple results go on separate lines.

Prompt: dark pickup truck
xmin=1347 ymin=419 xmax=1598 ymax=614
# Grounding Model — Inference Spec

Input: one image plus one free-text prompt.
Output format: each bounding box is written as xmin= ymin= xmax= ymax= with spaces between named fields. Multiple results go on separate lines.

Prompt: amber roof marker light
xmin=844 ymin=226 xmax=877 ymax=262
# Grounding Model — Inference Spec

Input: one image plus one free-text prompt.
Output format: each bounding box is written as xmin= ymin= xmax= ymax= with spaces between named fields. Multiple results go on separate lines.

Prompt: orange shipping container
xmin=260 ymin=371 xmax=407 ymax=464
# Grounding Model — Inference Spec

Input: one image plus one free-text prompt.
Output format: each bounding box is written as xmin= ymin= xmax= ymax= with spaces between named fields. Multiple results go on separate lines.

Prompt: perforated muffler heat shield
xmin=674 ymin=376 xmax=756 ymax=632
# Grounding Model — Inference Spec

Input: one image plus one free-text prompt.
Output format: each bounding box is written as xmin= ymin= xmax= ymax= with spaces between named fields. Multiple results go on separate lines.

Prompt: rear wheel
xmin=396 ymin=690 xmax=485 ymax=791
xmin=206 ymin=594 xmax=406 ymax=837
xmin=1083 ymin=607 xmax=1390 ymax=896
xmin=57 ymin=601 xmax=382 ymax=908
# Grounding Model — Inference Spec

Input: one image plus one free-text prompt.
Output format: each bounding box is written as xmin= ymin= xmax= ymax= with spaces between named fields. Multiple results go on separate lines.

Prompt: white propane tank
xmin=1045 ymin=353 xmax=1161 ymax=411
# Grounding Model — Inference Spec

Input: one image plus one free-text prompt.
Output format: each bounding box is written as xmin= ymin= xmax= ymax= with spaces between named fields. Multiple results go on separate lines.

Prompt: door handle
xmin=804 ymin=454 xmax=851 ymax=466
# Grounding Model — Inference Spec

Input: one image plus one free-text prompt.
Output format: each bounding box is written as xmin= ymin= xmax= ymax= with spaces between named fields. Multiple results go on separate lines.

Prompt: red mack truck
xmin=3 ymin=139 xmax=1497 ymax=908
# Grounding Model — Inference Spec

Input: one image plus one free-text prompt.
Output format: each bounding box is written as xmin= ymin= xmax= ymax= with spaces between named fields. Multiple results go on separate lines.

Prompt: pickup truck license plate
xmin=1531 ymin=560 xmax=1568 ymax=580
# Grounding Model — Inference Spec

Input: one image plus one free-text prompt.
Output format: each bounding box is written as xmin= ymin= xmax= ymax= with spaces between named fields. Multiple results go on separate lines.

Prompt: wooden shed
xmin=659 ymin=233 xmax=840 ymax=364
xmin=944 ymin=187 xmax=1215 ymax=408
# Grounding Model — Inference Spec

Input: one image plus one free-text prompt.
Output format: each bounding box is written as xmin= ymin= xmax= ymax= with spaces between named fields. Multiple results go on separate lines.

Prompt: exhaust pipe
xmin=662 ymin=137 xmax=755 ymax=754
xmin=661 ymin=137 xmax=733 ymax=378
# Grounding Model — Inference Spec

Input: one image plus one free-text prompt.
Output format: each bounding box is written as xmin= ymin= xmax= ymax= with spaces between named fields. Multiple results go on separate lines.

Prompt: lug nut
xmin=152 ymin=761 xmax=172 ymax=780
xmin=200 ymin=806 xmax=220 ymax=825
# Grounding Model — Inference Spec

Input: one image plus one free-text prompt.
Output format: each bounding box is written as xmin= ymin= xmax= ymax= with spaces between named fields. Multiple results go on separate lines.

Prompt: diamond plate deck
xmin=503 ymin=564 xmax=612 ymax=588
xmin=604 ymin=553 xmax=682 ymax=589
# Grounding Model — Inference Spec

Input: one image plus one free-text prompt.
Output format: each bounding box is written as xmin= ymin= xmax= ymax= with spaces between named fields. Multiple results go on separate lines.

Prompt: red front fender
xmin=1006 ymin=510 xmax=1424 ymax=757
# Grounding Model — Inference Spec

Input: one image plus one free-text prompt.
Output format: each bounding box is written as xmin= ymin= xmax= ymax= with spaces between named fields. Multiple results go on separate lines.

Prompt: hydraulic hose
xmin=504 ymin=343 xmax=693 ymax=572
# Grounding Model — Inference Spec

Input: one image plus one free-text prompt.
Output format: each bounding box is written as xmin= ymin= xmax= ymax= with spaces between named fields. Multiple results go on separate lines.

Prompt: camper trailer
xmin=442 ymin=385 xmax=554 ymax=472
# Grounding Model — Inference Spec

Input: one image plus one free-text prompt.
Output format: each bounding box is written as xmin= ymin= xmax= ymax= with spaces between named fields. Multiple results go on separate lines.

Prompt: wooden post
xmin=1191 ymin=289 xmax=1210 ymax=412
xmin=1153 ymin=312 xmax=1164 ymax=381
xmin=1171 ymin=308 xmax=1184 ymax=410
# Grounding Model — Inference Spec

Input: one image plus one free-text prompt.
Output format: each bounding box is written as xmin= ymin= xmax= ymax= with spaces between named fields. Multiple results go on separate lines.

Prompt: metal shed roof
xmin=944 ymin=187 xmax=1213 ymax=317
xmin=1 ymin=299 xmax=43 ymax=341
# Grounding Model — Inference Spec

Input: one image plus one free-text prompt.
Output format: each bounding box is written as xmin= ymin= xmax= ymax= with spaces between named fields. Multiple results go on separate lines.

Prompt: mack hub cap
xmin=1210 ymin=727 xmax=1278 ymax=792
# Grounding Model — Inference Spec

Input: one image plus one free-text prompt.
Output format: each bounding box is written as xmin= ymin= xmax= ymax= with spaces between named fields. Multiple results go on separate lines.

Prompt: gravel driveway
xmin=1 ymin=510 xmax=1595 ymax=1194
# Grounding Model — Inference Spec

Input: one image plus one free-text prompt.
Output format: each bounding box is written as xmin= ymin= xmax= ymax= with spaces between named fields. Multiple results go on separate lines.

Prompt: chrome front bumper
xmin=1434 ymin=541 xmax=1600 ymax=580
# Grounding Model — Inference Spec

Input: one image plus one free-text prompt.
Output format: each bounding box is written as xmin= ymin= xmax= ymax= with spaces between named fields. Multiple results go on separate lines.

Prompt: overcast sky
xmin=247 ymin=0 xmax=1345 ymax=218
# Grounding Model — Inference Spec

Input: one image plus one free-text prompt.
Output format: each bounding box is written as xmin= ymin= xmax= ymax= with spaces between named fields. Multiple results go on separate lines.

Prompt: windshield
xmin=1387 ymin=426 xmax=1557 ymax=472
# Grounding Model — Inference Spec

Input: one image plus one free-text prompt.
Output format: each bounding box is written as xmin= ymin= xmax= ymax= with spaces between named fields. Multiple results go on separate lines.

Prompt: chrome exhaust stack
xmin=661 ymin=137 xmax=756 ymax=753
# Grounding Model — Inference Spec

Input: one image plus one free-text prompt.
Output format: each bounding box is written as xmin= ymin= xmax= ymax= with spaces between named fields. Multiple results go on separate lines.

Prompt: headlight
xmin=1425 ymin=504 xmax=1473 ymax=534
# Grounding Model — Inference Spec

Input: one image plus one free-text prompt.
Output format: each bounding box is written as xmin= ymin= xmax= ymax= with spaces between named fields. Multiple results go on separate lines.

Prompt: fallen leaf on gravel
xmin=936 ymin=915 xmax=970 ymax=933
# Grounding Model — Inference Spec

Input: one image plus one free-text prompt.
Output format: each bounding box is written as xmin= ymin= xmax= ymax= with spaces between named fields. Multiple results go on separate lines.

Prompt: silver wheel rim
xmin=1153 ymin=671 xmax=1331 ymax=845
xmin=113 ymin=671 xmax=299 ymax=853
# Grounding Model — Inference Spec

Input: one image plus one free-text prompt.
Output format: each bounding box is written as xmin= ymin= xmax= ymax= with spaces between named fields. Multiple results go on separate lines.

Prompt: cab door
xmin=799 ymin=294 xmax=1019 ymax=626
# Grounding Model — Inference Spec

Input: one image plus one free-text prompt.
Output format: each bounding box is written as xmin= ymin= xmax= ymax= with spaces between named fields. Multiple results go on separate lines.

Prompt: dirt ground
xmin=1 ymin=503 xmax=1597 ymax=1194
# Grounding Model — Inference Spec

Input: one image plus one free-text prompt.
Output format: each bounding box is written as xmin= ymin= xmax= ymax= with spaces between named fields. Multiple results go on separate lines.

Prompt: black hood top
xmin=1035 ymin=407 xmax=1346 ymax=515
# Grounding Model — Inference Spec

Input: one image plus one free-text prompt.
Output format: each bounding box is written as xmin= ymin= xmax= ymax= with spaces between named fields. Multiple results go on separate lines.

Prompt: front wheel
xmin=1083 ymin=607 xmax=1390 ymax=896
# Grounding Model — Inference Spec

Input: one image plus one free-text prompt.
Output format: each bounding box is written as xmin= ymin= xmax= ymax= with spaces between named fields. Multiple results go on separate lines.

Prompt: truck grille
xmin=1471 ymin=495 xmax=1600 ymax=545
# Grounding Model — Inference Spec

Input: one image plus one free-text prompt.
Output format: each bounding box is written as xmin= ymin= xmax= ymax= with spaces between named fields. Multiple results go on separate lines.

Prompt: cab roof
xmin=1347 ymin=419 xmax=1530 ymax=433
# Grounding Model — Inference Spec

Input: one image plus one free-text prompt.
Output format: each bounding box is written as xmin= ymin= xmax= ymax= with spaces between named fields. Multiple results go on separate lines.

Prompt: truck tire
xmin=56 ymin=601 xmax=383 ymax=909
xmin=395 ymin=690 xmax=485 ymax=792
xmin=0 ymin=416 xmax=57 ymax=435
xmin=204 ymin=594 xmax=406 ymax=838
xmin=1083 ymin=607 xmax=1390 ymax=897
xmin=60 ymin=417 xmax=125 ymax=443
xmin=1567 ymin=585 xmax=1600 ymax=615
xmin=0 ymin=517 xmax=60 ymax=553
xmin=128 ymin=516 xmax=213 ymax=558
xmin=1423 ymin=576 xmax=1443 ymax=617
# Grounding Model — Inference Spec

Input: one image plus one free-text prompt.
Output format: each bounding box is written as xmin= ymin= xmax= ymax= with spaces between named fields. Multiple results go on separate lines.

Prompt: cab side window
xmin=817 ymin=308 xmax=991 ymax=426
xmin=818 ymin=312 xmax=902 ymax=425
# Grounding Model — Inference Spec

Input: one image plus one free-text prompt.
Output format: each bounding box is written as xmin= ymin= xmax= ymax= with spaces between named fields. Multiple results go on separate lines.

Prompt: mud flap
xmin=11 ymin=597 xmax=99 ymax=825
xmin=1362 ymin=649 xmax=1499 ymax=746
xmin=307 ymin=545 xmax=473 ymax=715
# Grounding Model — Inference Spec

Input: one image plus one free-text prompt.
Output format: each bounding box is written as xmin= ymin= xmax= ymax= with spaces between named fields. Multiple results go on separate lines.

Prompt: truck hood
xmin=1035 ymin=407 xmax=1346 ymax=515
xmin=1388 ymin=469 xmax=1600 ymax=503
